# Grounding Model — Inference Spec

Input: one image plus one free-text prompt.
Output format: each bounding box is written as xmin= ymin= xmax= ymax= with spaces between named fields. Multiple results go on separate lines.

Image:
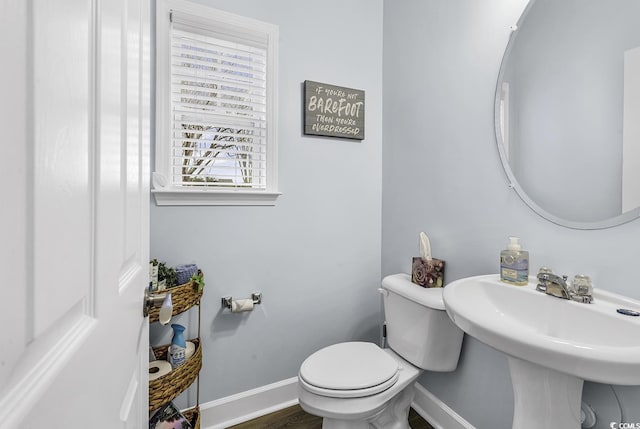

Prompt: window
xmin=154 ymin=0 xmax=280 ymax=205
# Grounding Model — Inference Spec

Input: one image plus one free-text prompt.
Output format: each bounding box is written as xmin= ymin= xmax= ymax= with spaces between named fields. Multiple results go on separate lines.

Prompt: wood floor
xmin=228 ymin=404 xmax=435 ymax=428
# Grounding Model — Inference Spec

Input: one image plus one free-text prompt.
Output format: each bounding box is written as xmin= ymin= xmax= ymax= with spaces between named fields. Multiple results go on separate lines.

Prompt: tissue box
xmin=411 ymin=257 xmax=445 ymax=288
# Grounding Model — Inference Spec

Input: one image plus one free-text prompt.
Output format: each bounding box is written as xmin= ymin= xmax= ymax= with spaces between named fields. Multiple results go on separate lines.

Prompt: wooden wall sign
xmin=304 ymin=80 xmax=365 ymax=140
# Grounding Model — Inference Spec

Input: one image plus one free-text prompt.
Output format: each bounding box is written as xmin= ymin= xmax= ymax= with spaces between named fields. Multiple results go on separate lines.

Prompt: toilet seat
xmin=299 ymin=342 xmax=399 ymax=398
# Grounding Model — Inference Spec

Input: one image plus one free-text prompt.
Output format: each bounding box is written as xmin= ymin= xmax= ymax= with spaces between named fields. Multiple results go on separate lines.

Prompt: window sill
xmin=152 ymin=188 xmax=282 ymax=206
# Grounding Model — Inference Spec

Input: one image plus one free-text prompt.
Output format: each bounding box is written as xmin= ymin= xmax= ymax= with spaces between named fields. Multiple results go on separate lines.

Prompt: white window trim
xmin=153 ymin=0 xmax=280 ymax=206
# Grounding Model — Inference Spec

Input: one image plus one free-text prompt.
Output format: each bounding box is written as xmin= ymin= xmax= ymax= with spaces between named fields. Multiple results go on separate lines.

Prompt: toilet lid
xmin=299 ymin=342 xmax=399 ymax=398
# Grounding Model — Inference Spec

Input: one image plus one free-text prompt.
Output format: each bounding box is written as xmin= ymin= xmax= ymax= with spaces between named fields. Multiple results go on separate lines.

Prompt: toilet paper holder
xmin=222 ymin=292 xmax=262 ymax=310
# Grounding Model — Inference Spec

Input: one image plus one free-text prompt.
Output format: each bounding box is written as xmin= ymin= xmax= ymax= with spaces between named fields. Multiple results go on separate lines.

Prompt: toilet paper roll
xmin=149 ymin=360 xmax=172 ymax=381
xmin=231 ymin=298 xmax=254 ymax=313
xmin=185 ymin=341 xmax=195 ymax=359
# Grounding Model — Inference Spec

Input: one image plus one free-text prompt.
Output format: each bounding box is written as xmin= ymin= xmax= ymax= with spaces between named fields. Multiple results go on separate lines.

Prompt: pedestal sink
xmin=443 ymin=275 xmax=640 ymax=429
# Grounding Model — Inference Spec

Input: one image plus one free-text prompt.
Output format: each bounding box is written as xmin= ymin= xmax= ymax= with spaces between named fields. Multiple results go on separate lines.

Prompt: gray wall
xmin=151 ymin=0 xmax=384 ymax=407
xmin=383 ymin=1 xmax=640 ymax=428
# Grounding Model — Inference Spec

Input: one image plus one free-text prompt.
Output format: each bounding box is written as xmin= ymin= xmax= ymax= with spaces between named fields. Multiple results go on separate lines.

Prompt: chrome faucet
xmin=537 ymin=272 xmax=571 ymax=299
xmin=536 ymin=269 xmax=593 ymax=304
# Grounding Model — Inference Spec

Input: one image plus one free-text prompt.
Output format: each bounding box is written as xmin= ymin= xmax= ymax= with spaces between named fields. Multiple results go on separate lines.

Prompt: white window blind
xmin=169 ymin=12 xmax=268 ymax=189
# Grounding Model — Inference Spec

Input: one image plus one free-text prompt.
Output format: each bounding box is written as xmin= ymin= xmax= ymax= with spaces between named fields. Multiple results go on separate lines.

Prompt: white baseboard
xmin=198 ymin=378 xmax=474 ymax=429
xmin=411 ymin=383 xmax=475 ymax=429
xmin=199 ymin=377 xmax=299 ymax=429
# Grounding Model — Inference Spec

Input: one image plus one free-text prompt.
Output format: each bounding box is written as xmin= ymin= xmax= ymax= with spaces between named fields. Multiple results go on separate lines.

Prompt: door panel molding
xmin=0 ymin=305 xmax=95 ymax=428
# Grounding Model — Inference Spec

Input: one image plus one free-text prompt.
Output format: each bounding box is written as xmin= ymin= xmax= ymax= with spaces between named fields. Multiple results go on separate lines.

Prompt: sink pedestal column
xmin=508 ymin=357 xmax=583 ymax=429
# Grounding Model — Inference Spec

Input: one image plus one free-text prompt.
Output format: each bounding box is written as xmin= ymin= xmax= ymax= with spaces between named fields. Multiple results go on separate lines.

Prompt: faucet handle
xmin=538 ymin=267 xmax=554 ymax=275
xmin=571 ymin=274 xmax=593 ymax=303
xmin=571 ymin=275 xmax=592 ymax=295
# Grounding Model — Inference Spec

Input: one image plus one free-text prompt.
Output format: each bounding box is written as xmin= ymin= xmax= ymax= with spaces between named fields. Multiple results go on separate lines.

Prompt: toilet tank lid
xmin=381 ymin=273 xmax=445 ymax=310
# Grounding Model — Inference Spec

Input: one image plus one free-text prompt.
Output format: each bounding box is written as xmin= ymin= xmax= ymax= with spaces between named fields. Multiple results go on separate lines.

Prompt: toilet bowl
xmin=298 ymin=342 xmax=421 ymax=429
xmin=297 ymin=274 xmax=464 ymax=429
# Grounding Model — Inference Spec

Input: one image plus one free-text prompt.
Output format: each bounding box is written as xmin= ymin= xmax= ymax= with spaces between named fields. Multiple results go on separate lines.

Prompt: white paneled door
xmin=0 ymin=0 xmax=150 ymax=427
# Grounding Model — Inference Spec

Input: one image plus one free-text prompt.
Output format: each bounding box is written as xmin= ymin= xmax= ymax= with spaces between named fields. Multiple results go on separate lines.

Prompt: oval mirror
xmin=495 ymin=0 xmax=640 ymax=229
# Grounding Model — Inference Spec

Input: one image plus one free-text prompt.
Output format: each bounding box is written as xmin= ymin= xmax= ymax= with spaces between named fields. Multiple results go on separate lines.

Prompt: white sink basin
xmin=443 ymin=274 xmax=640 ymax=428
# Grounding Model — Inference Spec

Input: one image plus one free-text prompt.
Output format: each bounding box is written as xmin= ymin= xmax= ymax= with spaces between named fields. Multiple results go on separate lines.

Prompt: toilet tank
xmin=381 ymin=273 xmax=463 ymax=371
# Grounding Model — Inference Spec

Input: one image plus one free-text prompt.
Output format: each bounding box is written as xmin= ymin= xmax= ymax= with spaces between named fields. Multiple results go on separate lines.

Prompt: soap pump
xmin=500 ymin=237 xmax=529 ymax=286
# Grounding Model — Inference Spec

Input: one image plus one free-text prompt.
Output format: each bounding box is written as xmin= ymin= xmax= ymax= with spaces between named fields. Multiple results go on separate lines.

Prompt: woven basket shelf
xmin=148 ymin=271 xmax=203 ymax=323
xmin=149 ymin=338 xmax=202 ymax=411
xmin=182 ymin=406 xmax=201 ymax=429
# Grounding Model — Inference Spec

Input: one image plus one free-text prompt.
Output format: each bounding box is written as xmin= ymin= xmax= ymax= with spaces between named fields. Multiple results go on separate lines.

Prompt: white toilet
xmin=298 ymin=273 xmax=464 ymax=429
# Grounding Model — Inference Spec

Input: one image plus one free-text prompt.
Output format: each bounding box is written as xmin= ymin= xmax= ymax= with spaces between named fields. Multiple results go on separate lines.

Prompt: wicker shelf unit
xmin=149 ymin=273 xmax=203 ymax=429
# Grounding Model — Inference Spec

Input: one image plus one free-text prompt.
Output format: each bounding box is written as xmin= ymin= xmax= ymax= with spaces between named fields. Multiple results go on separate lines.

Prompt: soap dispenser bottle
xmin=500 ymin=237 xmax=529 ymax=286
